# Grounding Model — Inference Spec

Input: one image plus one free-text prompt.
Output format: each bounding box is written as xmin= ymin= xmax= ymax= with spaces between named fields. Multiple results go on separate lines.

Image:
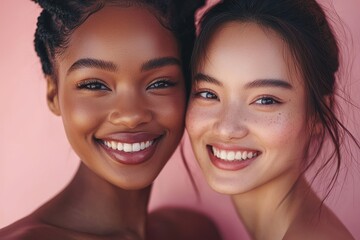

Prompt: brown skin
xmin=0 ymin=165 xmax=220 ymax=240
xmin=0 ymin=6 xmax=221 ymax=240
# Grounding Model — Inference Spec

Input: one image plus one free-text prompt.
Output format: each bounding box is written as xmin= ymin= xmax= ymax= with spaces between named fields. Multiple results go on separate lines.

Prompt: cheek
xmin=256 ymin=111 xmax=307 ymax=147
xmin=154 ymin=92 xmax=186 ymax=133
xmin=185 ymin=104 xmax=196 ymax=134
xmin=60 ymin=94 xmax=106 ymax=135
xmin=186 ymin=102 xmax=214 ymax=138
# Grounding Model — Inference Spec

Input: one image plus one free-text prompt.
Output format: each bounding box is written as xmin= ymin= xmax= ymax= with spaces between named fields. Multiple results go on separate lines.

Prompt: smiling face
xmin=48 ymin=6 xmax=186 ymax=189
xmin=186 ymin=22 xmax=311 ymax=195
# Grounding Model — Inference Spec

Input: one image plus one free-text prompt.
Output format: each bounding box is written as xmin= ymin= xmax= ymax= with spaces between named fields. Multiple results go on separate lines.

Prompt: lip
xmin=96 ymin=132 xmax=163 ymax=165
xmin=211 ymin=143 xmax=259 ymax=152
xmin=207 ymin=145 xmax=259 ymax=171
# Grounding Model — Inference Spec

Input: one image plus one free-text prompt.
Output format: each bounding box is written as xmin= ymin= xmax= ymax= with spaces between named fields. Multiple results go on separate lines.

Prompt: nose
xmin=213 ymin=102 xmax=249 ymax=140
xmin=107 ymin=94 xmax=152 ymax=129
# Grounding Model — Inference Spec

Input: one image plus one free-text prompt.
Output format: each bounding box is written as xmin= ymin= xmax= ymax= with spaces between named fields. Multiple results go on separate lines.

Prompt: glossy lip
xmin=207 ymin=144 xmax=260 ymax=171
xmin=96 ymin=132 xmax=163 ymax=165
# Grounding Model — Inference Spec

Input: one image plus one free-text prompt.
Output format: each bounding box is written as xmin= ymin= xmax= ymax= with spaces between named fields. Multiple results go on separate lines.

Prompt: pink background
xmin=0 ymin=1 xmax=359 ymax=239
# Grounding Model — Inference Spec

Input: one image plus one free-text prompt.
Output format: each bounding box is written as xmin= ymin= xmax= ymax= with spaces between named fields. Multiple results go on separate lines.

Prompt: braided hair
xmin=32 ymin=0 xmax=205 ymax=93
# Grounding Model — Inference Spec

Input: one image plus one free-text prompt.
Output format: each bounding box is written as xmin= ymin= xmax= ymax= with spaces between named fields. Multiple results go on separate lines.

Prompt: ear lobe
xmin=46 ymin=76 xmax=61 ymax=116
xmin=312 ymin=118 xmax=323 ymax=136
xmin=312 ymin=96 xmax=331 ymax=136
xmin=323 ymin=95 xmax=332 ymax=109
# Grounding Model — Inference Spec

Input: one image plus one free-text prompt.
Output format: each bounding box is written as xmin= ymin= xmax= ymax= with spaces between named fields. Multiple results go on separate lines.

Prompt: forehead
xmin=200 ymin=22 xmax=300 ymax=84
xmin=59 ymin=6 xmax=179 ymax=70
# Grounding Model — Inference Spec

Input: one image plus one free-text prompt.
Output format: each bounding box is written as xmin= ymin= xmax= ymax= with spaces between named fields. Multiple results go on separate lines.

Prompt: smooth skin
xmin=0 ymin=6 xmax=220 ymax=240
xmin=186 ymin=22 xmax=353 ymax=240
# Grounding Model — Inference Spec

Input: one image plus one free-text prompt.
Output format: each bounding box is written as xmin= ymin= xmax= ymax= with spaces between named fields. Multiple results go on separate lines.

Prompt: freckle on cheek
xmin=264 ymin=112 xmax=290 ymax=134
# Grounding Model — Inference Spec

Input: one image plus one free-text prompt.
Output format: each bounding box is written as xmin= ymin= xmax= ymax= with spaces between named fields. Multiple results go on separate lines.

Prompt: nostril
xmin=213 ymin=119 xmax=249 ymax=140
xmin=108 ymin=111 xmax=121 ymax=122
xmin=107 ymin=109 xmax=153 ymax=128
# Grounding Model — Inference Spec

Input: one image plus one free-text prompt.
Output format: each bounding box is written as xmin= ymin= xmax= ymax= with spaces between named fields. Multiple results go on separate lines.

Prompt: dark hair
xmin=192 ymin=0 xmax=359 ymax=200
xmin=32 ymin=0 xmax=205 ymax=95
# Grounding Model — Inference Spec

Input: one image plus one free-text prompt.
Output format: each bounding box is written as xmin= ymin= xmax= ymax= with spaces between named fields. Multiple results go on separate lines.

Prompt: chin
xmin=111 ymin=176 xmax=156 ymax=190
xmin=209 ymin=182 xmax=243 ymax=195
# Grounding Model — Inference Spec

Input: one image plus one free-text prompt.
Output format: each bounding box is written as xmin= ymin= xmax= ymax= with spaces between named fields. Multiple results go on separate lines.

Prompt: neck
xmin=37 ymin=162 xmax=151 ymax=238
xmin=231 ymin=175 xmax=314 ymax=240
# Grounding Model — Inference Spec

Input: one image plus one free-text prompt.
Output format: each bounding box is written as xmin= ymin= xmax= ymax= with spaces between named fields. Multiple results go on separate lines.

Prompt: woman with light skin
xmin=0 ymin=0 xmax=221 ymax=239
xmin=186 ymin=0 xmax=358 ymax=239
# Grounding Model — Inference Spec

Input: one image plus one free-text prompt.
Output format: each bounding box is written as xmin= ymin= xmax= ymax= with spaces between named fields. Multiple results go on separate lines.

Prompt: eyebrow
xmin=193 ymin=73 xmax=223 ymax=86
xmin=67 ymin=58 xmax=117 ymax=75
xmin=194 ymin=73 xmax=292 ymax=90
xmin=141 ymin=57 xmax=181 ymax=72
xmin=244 ymin=79 xmax=293 ymax=90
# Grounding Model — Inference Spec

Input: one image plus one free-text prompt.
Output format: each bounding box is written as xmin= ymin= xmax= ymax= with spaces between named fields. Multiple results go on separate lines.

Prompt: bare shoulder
xmin=148 ymin=207 xmax=222 ymax=240
xmin=0 ymin=217 xmax=73 ymax=240
xmin=0 ymin=217 xmax=141 ymax=240
xmin=284 ymin=206 xmax=354 ymax=240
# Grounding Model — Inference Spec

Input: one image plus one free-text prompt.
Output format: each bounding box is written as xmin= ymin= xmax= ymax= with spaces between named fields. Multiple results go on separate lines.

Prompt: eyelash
xmin=76 ymin=79 xmax=110 ymax=91
xmin=146 ymin=79 xmax=176 ymax=90
xmin=194 ymin=90 xmax=282 ymax=106
xmin=194 ymin=90 xmax=218 ymax=100
xmin=253 ymin=96 xmax=281 ymax=105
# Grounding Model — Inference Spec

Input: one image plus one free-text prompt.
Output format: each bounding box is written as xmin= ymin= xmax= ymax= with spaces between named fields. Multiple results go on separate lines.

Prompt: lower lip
xmin=208 ymin=147 xmax=257 ymax=171
xmin=99 ymin=139 xmax=160 ymax=165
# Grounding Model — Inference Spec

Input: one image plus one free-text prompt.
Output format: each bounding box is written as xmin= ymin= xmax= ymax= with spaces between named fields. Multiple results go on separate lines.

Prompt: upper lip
xmin=208 ymin=143 xmax=260 ymax=152
xmin=97 ymin=132 xmax=163 ymax=143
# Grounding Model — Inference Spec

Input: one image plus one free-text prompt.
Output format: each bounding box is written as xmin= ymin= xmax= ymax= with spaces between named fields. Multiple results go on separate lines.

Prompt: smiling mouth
xmin=102 ymin=140 xmax=155 ymax=153
xmin=210 ymin=146 xmax=260 ymax=161
xmin=97 ymin=135 xmax=162 ymax=165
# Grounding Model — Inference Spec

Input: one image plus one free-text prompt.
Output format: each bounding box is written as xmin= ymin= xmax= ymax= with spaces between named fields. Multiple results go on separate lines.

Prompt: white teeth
xmin=123 ymin=143 xmax=132 ymax=152
xmin=132 ymin=143 xmax=141 ymax=152
xmin=220 ymin=150 xmax=227 ymax=159
xmin=212 ymin=147 xmax=221 ymax=158
xmin=117 ymin=142 xmax=123 ymax=151
xmin=212 ymin=147 xmax=217 ymax=156
xmin=227 ymin=151 xmax=235 ymax=161
xmin=104 ymin=140 xmax=154 ymax=153
xmin=212 ymin=146 xmax=258 ymax=161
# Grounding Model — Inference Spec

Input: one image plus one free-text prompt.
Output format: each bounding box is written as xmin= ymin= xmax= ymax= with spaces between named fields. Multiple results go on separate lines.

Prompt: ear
xmin=312 ymin=116 xmax=323 ymax=136
xmin=46 ymin=76 xmax=61 ymax=116
xmin=312 ymin=95 xmax=331 ymax=136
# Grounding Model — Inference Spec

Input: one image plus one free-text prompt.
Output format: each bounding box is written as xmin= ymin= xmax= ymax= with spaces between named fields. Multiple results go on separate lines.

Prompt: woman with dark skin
xmin=187 ymin=0 xmax=358 ymax=239
xmin=0 ymin=1 xmax=221 ymax=239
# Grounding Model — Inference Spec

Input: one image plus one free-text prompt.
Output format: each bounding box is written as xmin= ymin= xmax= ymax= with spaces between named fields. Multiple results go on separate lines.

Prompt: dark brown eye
xmin=196 ymin=91 xmax=218 ymax=100
xmin=147 ymin=79 xmax=176 ymax=90
xmin=254 ymin=97 xmax=279 ymax=105
xmin=77 ymin=80 xmax=110 ymax=91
